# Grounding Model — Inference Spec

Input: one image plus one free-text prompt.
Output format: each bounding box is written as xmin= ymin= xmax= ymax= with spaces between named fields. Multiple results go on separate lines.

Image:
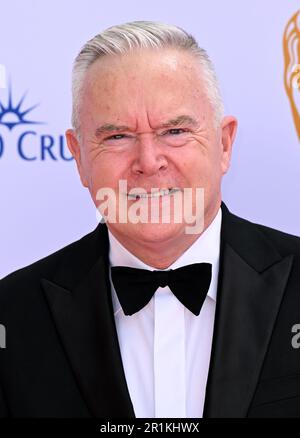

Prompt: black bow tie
xmin=110 ymin=263 xmax=212 ymax=316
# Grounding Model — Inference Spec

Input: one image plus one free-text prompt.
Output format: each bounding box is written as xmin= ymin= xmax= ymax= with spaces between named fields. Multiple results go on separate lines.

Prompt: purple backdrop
xmin=0 ymin=0 xmax=299 ymax=278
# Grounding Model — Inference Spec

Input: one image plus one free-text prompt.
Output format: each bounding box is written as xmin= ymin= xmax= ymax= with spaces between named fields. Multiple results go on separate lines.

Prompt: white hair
xmin=71 ymin=20 xmax=224 ymax=131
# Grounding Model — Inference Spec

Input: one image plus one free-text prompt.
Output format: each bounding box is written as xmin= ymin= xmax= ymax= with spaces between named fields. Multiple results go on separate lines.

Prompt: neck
xmin=108 ymin=202 xmax=221 ymax=269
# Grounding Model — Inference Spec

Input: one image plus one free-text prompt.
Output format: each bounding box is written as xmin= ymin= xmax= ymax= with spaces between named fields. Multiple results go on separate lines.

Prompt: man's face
xmin=66 ymin=48 xmax=237 ymax=246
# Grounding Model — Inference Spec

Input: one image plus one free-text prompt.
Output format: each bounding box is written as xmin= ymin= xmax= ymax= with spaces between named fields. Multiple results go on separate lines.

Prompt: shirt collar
xmin=108 ymin=207 xmax=222 ymax=314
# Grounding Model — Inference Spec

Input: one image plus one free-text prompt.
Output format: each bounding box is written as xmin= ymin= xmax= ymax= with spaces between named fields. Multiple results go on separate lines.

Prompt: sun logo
xmin=283 ymin=10 xmax=300 ymax=141
xmin=0 ymin=81 xmax=43 ymax=130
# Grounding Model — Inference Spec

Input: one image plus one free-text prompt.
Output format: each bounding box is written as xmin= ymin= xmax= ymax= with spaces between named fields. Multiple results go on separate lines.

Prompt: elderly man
xmin=1 ymin=21 xmax=300 ymax=419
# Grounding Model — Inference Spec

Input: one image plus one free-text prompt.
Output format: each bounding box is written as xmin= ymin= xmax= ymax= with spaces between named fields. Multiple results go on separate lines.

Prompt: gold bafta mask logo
xmin=283 ymin=10 xmax=300 ymax=141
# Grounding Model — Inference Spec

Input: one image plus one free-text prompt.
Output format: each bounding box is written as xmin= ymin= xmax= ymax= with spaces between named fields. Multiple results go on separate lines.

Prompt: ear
xmin=220 ymin=116 xmax=238 ymax=175
xmin=65 ymin=129 xmax=89 ymax=187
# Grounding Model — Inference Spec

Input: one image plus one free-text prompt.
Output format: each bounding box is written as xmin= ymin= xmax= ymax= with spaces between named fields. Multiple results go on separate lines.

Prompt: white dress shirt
xmin=108 ymin=208 xmax=222 ymax=418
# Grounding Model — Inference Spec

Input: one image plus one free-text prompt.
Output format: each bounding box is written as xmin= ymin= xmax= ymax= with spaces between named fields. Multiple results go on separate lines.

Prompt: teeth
xmin=127 ymin=188 xmax=180 ymax=199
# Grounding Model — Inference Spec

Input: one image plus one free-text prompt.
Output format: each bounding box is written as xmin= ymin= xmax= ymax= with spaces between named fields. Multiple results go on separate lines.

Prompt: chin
xmin=125 ymin=222 xmax=186 ymax=244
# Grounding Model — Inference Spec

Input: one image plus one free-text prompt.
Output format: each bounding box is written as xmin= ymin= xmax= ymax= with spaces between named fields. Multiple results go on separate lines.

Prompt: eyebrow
xmin=94 ymin=115 xmax=199 ymax=138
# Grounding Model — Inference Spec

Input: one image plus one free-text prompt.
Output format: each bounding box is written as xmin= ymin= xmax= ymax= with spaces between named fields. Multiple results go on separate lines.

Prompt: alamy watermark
xmin=0 ymin=324 xmax=6 ymax=349
xmin=95 ymin=180 xmax=205 ymax=234
xmin=291 ymin=324 xmax=300 ymax=349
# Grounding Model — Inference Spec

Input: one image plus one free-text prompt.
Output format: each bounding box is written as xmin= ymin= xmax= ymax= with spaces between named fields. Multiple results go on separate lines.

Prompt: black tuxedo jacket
xmin=1 ymin=202 xmax=300 ymax=418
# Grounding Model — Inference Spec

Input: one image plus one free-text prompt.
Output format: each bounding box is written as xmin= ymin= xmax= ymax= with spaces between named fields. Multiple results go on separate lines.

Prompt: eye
xmin=105 ymin=134 xmax=128 ymax=141
xmin=163 ymin=128 xmax=187 ymax=136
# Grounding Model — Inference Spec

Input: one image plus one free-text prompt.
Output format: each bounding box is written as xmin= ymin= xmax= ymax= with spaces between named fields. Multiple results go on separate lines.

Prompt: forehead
xmin=80 ymin=48 xmax=210 ymax=125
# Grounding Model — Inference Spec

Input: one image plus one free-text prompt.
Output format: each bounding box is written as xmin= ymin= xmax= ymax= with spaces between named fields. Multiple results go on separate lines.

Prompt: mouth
xmin=126 ymin=188 xmax=181 ymax=200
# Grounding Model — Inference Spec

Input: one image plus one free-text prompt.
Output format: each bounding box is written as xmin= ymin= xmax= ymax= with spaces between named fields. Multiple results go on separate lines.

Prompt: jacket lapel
xmin=204 ymin=203 xmax=294 ymax=417
xmin=40 ymin=203 xmax=294 ymax=418
xmin=41 ymin=224 xmax=135 ymax=418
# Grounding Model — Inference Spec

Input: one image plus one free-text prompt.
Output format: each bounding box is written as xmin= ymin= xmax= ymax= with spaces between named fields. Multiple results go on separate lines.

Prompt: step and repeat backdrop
xmin=0 ymin=0 xmax=299 ymax=278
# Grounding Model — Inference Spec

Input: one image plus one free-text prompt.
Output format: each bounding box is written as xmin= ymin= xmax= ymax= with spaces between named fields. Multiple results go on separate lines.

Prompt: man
xmin=0 ymin=20 xmax=300 ymax=418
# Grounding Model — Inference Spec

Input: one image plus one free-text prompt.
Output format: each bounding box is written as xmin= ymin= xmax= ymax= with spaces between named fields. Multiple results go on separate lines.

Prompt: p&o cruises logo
xmin=0 ymin=72 xmax=72 ymax=161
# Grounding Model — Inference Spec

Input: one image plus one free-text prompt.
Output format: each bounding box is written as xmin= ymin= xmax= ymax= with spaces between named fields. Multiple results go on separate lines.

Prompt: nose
xmin=131 ymin=133 xmax=168 ymax=176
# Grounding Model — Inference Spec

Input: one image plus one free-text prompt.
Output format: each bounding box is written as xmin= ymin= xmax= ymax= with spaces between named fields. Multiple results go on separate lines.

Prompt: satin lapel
xmin=204 ymin=204 xmax=294 ymax=418
xmin=41 ymin=225 xmax=135 ymax=418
